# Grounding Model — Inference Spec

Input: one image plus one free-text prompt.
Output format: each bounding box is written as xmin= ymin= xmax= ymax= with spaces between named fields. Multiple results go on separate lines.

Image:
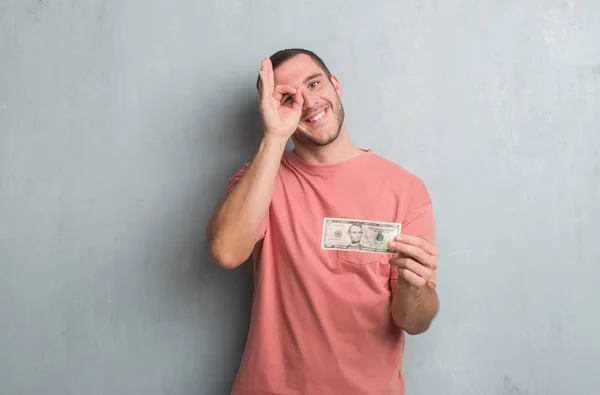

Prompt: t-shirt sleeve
xmin=225 ymin=162 xmax=269 ymax=243
xmin=391 ymin=175 xmax=437 ymax=284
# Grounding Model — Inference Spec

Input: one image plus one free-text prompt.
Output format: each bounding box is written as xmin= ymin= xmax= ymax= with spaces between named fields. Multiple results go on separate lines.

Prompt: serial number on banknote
xmin=321 ymin=217 xmax=402 ymax=254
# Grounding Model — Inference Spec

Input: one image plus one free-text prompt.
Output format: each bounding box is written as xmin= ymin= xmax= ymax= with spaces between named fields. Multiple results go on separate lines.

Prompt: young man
xmin=207 ymin=48 xmax=439 ymax=395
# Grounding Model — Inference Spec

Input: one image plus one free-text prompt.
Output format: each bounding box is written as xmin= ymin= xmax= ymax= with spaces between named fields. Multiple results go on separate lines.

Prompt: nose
xmin=301 ymin=90 xmax=316 ymax=110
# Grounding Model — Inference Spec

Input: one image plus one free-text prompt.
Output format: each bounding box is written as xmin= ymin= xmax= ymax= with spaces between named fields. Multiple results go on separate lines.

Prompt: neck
xmin=291 ymin=125 xmax=364 ymax=165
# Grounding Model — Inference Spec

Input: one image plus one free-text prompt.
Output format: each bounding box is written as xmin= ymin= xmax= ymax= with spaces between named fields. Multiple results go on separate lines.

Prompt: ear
xmin=330 ymin=74 xmax=342 ymax=97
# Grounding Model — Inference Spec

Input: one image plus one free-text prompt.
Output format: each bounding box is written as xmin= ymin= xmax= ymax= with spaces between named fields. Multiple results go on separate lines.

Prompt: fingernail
xmin=389 ymin=241 xmax=396 ymax=248
xmin=395 ymin=235 xmax=403 ymax=241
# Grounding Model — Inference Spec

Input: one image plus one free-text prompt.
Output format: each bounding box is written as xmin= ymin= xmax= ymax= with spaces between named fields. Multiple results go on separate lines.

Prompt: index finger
xmin=394 ymin=234 xmax=438 ymax=256
xmin=273 ymin=84 xmax=297 ymax=103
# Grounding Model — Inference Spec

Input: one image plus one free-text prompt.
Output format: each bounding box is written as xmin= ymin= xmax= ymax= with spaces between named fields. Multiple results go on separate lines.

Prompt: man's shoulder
xmin=367 ymin=152 xmax=424 ymax=183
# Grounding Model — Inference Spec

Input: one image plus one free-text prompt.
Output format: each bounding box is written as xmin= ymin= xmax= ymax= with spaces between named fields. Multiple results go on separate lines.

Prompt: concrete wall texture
xmin=1 ymin=1 xmax=599 ymax=394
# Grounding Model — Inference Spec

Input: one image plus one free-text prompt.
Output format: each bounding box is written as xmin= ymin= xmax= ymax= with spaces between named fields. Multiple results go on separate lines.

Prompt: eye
xmin=282 ymin=95 xmax=294 ymax=105
xmin=309 ymin=81 xmax=319 ymax=88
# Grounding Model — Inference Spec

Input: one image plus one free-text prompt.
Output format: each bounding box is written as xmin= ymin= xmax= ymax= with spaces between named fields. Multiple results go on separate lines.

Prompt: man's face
xmin=273 ymin=54 xmax=345 ymax=147
xmin=348 ymin=225 xmax=363 ymax=244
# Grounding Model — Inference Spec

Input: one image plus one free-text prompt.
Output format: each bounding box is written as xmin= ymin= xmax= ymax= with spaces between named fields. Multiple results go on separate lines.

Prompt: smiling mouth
xmin=303 ymin=107 xmax=328 ymax=124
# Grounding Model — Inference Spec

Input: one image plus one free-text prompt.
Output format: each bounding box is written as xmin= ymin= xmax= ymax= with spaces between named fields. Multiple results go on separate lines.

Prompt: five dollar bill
xmin=321 ymin=217 xmax=402 ymax=254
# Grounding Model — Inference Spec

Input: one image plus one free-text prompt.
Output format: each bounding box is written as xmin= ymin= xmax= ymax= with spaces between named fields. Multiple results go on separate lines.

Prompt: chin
xmin=294 ymin=127 xmax=341 ymax=147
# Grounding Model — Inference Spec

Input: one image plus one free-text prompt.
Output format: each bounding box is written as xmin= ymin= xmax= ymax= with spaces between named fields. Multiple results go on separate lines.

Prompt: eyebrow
xmin=303 ymin=73 xmax=323 ymax=84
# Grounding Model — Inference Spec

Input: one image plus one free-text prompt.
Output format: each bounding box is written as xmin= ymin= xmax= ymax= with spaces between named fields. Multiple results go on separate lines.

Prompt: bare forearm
xmin=207 ymin=135 xmax=287 ymax=268
xmin=391 ymin=279 xmax=439 ymax=335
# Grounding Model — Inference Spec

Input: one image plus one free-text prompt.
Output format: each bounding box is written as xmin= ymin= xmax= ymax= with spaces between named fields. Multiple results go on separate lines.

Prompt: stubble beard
xmin=294 ymin=95 xmax=345 ymax=147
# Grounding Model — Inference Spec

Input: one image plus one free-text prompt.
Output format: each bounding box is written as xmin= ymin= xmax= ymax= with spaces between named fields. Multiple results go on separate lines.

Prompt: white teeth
xmin=307 ymin=109 xmax=326 ymax=122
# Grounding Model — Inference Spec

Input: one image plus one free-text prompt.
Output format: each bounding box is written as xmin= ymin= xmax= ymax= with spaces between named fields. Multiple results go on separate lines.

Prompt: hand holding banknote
xmin=321 ymin=217 xmax=438 ymax=290
xmin=388 ymin=235 xmax=438 ymax=290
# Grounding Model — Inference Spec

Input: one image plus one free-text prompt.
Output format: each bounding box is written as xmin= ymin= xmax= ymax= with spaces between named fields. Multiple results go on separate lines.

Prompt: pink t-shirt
xmin=225 ymin=149 xmax=435 ymax=395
